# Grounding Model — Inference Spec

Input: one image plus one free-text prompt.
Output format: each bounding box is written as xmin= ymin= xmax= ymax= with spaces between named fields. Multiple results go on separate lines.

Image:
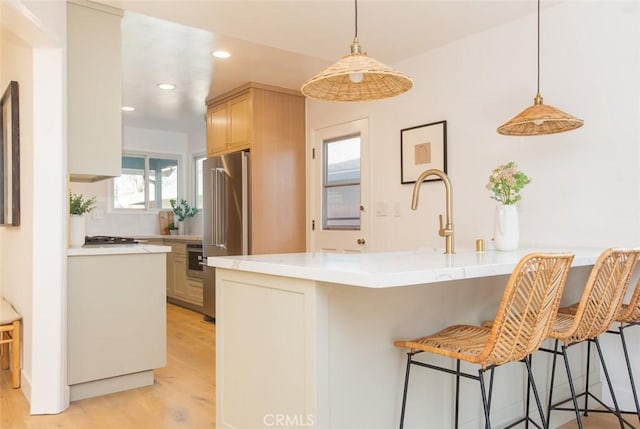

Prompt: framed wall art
xmin=400 ymin=120 xmax=447 ymax=184
xmin=1 ymin=80 xmax=20 ymax=226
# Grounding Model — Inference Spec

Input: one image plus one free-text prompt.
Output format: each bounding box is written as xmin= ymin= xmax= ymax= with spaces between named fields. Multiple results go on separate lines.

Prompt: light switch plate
xmin=375 ymin=202 xmax=388 ymax=217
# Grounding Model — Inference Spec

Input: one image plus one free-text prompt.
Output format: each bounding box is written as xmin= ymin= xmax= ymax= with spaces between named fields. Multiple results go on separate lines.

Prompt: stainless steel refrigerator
xmin=202 ymin=150 xmax=250 ymax=321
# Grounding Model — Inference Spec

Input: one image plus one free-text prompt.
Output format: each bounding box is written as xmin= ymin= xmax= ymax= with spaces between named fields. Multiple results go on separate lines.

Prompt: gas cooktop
xmin=84 ymin=236 xmax=139 ymax=246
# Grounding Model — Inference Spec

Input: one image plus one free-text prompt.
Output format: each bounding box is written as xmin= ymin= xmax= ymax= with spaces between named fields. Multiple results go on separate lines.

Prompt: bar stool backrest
xmin=618 ymin=265 xmax=640 ymax=324
xmin=562 ymin=248 xmax=640 ymax=343
xmin=481 ymin=253 xmax=574 ymax=367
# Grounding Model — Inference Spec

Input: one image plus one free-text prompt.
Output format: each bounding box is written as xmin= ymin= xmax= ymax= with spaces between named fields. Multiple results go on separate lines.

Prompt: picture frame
xmin=400 ymin=120 xmax=447 ymax=184
xmin=1 ymin=80 xmax=20 ymax=226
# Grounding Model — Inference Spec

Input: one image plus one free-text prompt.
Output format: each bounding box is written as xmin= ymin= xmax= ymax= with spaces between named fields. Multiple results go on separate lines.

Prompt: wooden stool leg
xmin=12 ymin=320 xmax=21 ymax=388
xmin=1 ymin=331 xmax=9 ymax=370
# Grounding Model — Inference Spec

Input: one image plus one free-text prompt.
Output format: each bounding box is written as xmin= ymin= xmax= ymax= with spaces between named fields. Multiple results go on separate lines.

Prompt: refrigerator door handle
xmin=209 ymin=166 xmax=217 ymax=247
xmin=219 ymin=167 xmax=227 ymax=249
xmin=214 ymin=167 xmax=227 ymax=249
xmin=241 ymin=151 xmax=249 ymax=255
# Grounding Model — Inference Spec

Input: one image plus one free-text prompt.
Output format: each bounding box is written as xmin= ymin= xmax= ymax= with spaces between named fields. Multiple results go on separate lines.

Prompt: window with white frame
xmin=113 ymin=153 xmax=181 ymax=210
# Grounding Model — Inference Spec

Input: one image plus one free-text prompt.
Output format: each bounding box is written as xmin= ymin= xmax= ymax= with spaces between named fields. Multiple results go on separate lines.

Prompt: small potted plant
xmin=69 ymin=193 xmax=96 ymax=247
xmin=167 ymin=222 xmax=179 ymax=236
xmin=170 ymin=199 xmax=199 ymax=235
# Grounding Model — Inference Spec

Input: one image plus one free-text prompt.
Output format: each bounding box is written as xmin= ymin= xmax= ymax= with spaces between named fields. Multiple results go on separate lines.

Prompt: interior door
xmin=311 ymin=118 xmax=370 ymax=253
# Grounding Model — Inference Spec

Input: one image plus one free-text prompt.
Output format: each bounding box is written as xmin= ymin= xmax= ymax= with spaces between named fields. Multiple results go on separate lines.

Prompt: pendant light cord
xmin=536 ymin=0 xmax=541 ymax=97
xmin=354 ymin=0 xmax=358 ymax=38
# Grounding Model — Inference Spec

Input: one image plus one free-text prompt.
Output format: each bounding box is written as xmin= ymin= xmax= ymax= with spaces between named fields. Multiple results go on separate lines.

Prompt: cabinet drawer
xmin=168 ymin=242 xmax=186 ymax=256
xmin=186 ymin=277 xmax=204 ymax=306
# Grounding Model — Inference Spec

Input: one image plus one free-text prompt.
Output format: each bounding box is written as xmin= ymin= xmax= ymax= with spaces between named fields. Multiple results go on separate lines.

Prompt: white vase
xmin=177 ymin=220 xmax=185 ymax=235
xmin=494 ymin=204 xmax=519 ymax=251
xmin=70 ymin=214 xmax=86 ymax=248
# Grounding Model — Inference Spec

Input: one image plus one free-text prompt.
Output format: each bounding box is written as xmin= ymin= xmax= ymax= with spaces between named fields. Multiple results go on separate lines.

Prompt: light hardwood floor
xmin=0 ymin=304 xmax=215 ymax=428
xmin=0 ymin=304 xmax=633 ymax=428
xmin=558 ymin=412 xmax=637 ymax=429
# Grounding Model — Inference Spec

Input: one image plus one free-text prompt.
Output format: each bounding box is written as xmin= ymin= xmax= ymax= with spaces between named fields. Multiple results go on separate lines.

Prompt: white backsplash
xmin=83 ymin=211 xmax=203 ymax=237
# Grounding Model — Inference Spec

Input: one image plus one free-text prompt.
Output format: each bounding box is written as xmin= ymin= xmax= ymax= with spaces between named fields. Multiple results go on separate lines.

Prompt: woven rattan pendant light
xmin=497 ymin=0 xmax=583 ymax=135
xmin=300 ymin=0 xmax=412 ymax=102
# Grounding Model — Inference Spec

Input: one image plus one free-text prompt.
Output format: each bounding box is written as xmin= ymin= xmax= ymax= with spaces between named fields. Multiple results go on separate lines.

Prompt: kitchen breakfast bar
xmin=209 ymin=248 xmax=604 ymax=429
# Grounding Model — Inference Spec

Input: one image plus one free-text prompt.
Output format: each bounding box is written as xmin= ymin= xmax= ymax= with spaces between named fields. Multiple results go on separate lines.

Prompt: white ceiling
xmin=99 ymin=1 xmax=543 ymax=133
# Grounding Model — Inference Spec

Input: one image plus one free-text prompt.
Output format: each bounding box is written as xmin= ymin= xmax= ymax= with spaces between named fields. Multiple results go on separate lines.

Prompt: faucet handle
xmin=438 ymin=214 xmax=452 ymax=237
xmin=438 ymin=214 xmax=445 ymax=237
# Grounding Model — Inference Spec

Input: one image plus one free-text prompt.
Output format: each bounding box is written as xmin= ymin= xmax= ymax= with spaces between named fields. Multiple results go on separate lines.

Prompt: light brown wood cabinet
xmin=206 ymin=92 xmax=252 ymax=156
xmin=205 ymin=83 xmax=306 ymax=254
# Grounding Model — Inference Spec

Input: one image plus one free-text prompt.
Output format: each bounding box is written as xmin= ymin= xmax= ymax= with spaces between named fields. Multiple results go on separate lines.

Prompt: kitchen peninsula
xmin=67 ymin=243 xmax=170 ymax=400
xmin=209 ymin=247 xmax=602 ymax=429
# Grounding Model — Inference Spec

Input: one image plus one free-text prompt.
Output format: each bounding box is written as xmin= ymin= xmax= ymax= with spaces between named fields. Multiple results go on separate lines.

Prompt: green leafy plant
xmin=486 ymin=161 xmax=531 ymax=205
xmin=167 ymin=222 xmax=178 ymax=231
xmin=69 ymin=193 xmax=96 ymax=215
xmin=170 ymin=199 xmax=198 ymax=221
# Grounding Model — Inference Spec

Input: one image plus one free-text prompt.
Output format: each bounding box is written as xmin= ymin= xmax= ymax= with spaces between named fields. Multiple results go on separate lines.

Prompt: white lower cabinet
xmin=67 ymin=252 xmax=167 ymax=401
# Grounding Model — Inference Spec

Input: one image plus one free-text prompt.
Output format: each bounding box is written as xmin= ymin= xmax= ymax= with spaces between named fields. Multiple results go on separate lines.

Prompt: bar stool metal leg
xmin=484 ymin=367 xmax=496 ymax=429
xmin=524 ymin=355 xmax=547 ymax=429
xmin=546 ymin=340 xmax=563 ymax=429
xmin=399 ymin=352 xmax=413 ymax=429
xmin=455 ymin=359 xmax=461 ymax=429
xmin=478 ymin=367 xmax=492 ymax=429
xmin=583 ymin=340 xmax=591 ymax=417
xmin=593 ymin=338 xmax=626 ymax=429
xmin=619 ymin=325 xmax=640 ymax=424
xmin=561 ymin=344 xmax=584 ymax=429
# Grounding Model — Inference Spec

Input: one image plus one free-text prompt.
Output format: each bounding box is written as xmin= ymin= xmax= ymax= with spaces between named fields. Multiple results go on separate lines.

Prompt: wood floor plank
xmin=1 ymin=303 xmax=629 ymax=428
xmin=0 ymin=304 xmax=215 ymax=429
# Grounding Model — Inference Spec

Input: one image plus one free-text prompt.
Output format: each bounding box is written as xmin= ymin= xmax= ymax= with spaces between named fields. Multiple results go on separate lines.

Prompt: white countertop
xmin=208 ymin=247 xmax=603 ymax=288
xmin=68 ymin=244 xmax=171 ymax=256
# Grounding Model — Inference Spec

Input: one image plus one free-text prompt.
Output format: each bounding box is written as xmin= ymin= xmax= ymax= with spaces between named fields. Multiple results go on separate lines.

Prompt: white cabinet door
xmin=67 ymin=1 xmax=122 ymax=181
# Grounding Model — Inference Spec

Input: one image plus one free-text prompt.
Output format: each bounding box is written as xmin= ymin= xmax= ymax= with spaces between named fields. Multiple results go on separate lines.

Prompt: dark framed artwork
xmin=1 ymin=80 xmax=20 ymax=226
xmin=400 ymin=120 xmax=447 ymax=184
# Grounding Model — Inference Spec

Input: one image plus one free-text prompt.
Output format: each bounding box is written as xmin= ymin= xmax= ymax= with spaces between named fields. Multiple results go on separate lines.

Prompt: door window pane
xmin=323 ymin=134 xmax=361 ymax=230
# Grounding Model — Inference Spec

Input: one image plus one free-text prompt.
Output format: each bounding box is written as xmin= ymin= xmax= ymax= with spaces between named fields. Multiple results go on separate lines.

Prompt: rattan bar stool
xmin=541 ymin=248 xmax=640 ymax=429
xmin=394 ymin=253 xmax=574 ymax=429
xmin=0 ymin=297 xmax=22 ymax=388
xmin=606 ymin=275 xmax=640 ymax=425
xmin=558 ymin=272 xmax=640 ymax=425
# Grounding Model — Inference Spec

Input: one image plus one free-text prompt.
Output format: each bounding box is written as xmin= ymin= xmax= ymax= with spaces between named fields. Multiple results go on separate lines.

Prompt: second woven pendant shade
xmin=497 ymin=0 xmax=583 ymax=136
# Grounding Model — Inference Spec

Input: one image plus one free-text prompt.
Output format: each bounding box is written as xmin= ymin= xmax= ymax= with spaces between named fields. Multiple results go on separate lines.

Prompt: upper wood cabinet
xmin=205 ymin=83 xmax=307 ymax=254
xmin=207 ymin=84 xmax=297 ymax=156
xmin=67 ymin=0 xmax=123 ymax=182
xmin=206 ymin=90 xmax=253 ymax=156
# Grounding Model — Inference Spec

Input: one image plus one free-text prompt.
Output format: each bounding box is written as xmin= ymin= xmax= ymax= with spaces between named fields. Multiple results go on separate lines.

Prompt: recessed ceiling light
xmin=121 ymin=106 xmax=135 ymax=112
xmin=157 ymin=83 xmax=176 ymax=90
xmin=212 ymin=50 xmax=231 ymax=59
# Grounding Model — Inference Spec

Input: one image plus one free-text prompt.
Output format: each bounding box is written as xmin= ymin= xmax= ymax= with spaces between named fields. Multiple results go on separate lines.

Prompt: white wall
xmin=307 ymin=1 xmax=640 ymax=253
xmin=70 ymin=124 xmax=206 ymax=236
xmin=1 ymin=17 xmax=36 ymax=401
xmin=306 ymin=0 xmax=640 ymax=410
xmin=1 ymin=0 xmax=68 ymax=414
